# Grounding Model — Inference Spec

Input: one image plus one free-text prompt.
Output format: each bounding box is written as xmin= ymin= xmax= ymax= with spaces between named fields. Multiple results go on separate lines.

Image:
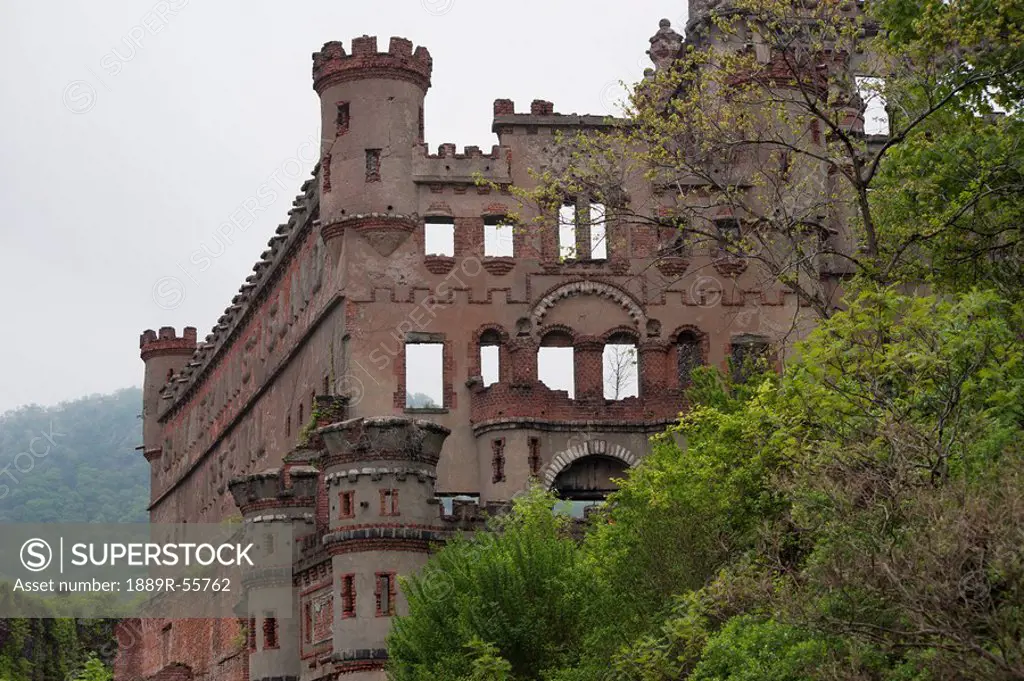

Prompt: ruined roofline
xmin=490 ymin=98 xmax=625 ymax=133
xmin=157 ymin=169 xmax=321 ymax=418
xmin=312 ymin=35 xmax=433 ymax=93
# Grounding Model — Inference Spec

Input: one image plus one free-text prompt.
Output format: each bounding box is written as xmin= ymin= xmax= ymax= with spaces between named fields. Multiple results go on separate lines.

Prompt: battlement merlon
xmin=139 ymin=326 xmax=198 ymax=361
xmin=228 ymin=466 xmax=320 ymax=515
xmin=318 ymin=417 xmax=451 ymax=468
xmin=412 ymin=142 xmax=512 ymax=185
xmin=491 ymin=98 xmax=624 ymax=135
xmin=312 ymin=36 xmax=433 ymax=94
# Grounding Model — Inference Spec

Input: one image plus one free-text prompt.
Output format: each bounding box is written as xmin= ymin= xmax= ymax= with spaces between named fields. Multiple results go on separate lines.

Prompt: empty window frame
xmin=339 ymin=490 xmax=355 ymax=520
xmin=479 ymin=329 xmax=502 ymax=386
xmin=677 ymin=330 xmax=705 ymax=386
xmin=380 ymin=488 xmax=400 ymax=516
xmin=484 ymin=216 xmax=514 ymax=257
xmin=538 ymin=330 xmax=575 ymax=398
xmin=855 ymin=76 xmax=889 ymax=136
xmin=588 ymin=202 xmax=607 ymax=259
xmin=405 ymin=342 xmax=444 ymax=409
xmin=603 ymin=335 xmax=638 ymax=400
xmin=341 ymin=574 xmax=356 ymax=618
xmin=424 ymin=217 xmax=455 ymax=256
xmin=376 ymin=573 xmax=397 ymax=617
xmin=558 ymin=203 xmax=577 ymax=259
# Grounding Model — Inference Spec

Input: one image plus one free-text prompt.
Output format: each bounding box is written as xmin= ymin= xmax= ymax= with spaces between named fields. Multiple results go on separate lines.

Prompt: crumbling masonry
xmin=116 ymin=3 xmax=873 ymax=679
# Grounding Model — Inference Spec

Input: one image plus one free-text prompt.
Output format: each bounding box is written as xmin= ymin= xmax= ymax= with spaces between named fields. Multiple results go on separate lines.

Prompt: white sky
xmin=0 ymin=0 xmax=685 ymax=413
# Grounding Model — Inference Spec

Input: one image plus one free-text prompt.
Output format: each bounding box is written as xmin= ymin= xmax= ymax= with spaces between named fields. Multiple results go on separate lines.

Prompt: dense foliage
xmin=0 ymin=389 xmax=145 ymax=679
xmin=0 ymin=388 xmax=147 ymax=523
xmin=388 ymin=0 xmax=1024 ymax=677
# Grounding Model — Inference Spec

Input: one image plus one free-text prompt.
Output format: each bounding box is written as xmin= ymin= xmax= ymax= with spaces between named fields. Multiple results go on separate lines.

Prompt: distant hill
xmin=0 ymin=388 xmax=148 ymax=523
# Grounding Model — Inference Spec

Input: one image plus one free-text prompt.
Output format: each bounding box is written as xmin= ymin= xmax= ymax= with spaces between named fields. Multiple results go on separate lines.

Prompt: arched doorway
xmin=552 ymin=455 xmax=630 ymax=518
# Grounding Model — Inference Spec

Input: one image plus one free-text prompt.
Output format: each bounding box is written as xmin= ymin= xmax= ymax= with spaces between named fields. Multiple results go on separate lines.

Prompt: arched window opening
xmin=677 ymin=330 xmax=704 ymax=386
xmin=553 ymin=455 xmax=629 ymax=518
xmin=603 ymin=332 xmax=638 ymax=400
xmin=538 ymin=330 xmax=574 ymax=398
xmin=479 ymin=329 xmax=502 ymax=387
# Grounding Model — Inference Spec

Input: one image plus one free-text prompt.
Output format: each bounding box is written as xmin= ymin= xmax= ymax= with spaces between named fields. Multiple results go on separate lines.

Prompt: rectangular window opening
xmin=341 ymin=574 xmax=356 ymax=618
xmin=380 ymin=488 xmax=400 ymax=516
xmin=484 ymin=217 xmax=514 ymax=257
xmin=405 ymin=342 xmax=444 ymax=409
xmin=538 ymin=346 xmax=575 ymax=398
xmin=365 ymin=149 xmax=381 ymax=182
xmin=480 ymin=345 xmax=500 ymax=386
xmin=558 ymin=204 xmax=577 ymax=259
xmin=604 ymin=344 xmax=639 ymax=400
xmin=263 ymin=613 xmax=278 ymax=649
xmin=376 ymin=573 xmax=396 ymax=617
xmin=339 ymin=490 xmax=355 ymax=519
xmin=303 ymin=601 xmax=313 ymax=644
xmin=336 ymin=102 xmax=350 ymax=136
xmin=424 ymin=219 xmax=455 ymax=256
xmin=855 ymin=76 xmax=889 ymax=136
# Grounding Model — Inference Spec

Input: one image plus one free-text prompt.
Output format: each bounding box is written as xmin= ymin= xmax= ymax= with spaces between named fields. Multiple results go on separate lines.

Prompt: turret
xmin=139 ymin=326 xmax=197 ymax=457
xmin=229 ymin=466 xmax=320 ymax=681
xmin=313 ymin=36 xmax=432 ymax=256
xmin=318 ymin=417 xmax=450 ymax=678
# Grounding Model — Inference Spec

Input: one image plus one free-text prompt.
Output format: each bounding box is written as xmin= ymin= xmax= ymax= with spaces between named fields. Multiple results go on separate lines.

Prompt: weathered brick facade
xmin=117 ymin=4 xmax=871 ymax=679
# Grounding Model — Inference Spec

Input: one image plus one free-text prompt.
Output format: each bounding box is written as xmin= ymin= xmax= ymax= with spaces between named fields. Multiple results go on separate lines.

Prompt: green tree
xmin=387 ymin=487 xmax=585 ymax=681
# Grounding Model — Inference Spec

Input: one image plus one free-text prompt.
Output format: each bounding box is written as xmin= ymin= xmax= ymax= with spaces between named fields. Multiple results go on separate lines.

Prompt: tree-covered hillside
xmin=0 ymin=387 xmax=148 ymax=523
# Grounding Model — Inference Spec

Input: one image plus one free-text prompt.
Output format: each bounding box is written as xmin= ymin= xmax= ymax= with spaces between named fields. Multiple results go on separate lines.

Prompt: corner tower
xmin=313 ymin=36 xmax=432 ymax=255
xmin=318 ymin=417 xmax=450 ymax=679
xmin=139 ymin=326 xmax=196 ymax=456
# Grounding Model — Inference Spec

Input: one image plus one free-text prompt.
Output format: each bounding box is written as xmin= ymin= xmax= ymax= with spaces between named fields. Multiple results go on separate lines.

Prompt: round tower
xmin=312 ymin=36 xmax=432 ymax=253
xmin=229 ymin=466 xmax=320 ymax=681
xmin=139 ymin=326 xmax=197 ymax=455
xmin=318 ymin=417 xmax=450 ymax=679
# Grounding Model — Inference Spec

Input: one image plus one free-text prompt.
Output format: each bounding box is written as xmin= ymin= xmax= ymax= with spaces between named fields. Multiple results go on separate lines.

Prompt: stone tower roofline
xmin=318 ymin=416 xmax=451 ymax=467
xmin=228 ymin=466 xmax=320 ymax=515
xmin=139 ymin=326 xmax=197 ymax=361
xmin=312 ymin=35 xmax=433 ymax=93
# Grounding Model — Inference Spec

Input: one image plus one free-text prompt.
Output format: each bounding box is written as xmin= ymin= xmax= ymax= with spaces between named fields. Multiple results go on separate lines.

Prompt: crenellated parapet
xmin=318 ymin=417 xmax=450 ymax=469
xmin=413 ymin=142 xmax=511 ymax=185
xmin=312 ymin=35 xmax=433 ymax=93
xmin=491 ymin=97 xmax=621 ymax=134
xmin=139 ymin=326 xmax=197 ymax=361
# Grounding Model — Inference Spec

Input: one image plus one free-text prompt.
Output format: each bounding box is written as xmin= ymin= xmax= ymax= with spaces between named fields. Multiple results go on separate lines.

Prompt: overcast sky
xmin=0 ymin=0 xmax=683 ymax=413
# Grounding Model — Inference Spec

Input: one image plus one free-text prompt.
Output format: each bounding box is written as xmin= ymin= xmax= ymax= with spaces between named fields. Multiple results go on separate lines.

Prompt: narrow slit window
xmin=603 ymin=338 xmax=638 ymax=400
xmin=341 ymin=574 xmax=356 ymax=618
xmin=484 ymin=216 xmax=514 ymax=257
xmin=376 ymin=572 xmax=396 ymax=617
xmin=339 ymin=490 xmax=355 ymax=519
xmin=558 ymin=204 xmax=577 ymax=259
xmin=336 ymin=102 xmax=350 ymax=136
xmin=380 ymin=488 xmax=400 ymax=516
xmin=405 ymin=342 xmax=444 ymax=409
xmin=855 ymin=76 xmax=889 ymax=136
xmin=425 ymin=219 xmax=455 ymax=256
xmin=590 ymin=205 xmax=607 ymax=259
xmin=365 ymin=149 xmax=381 ymax=182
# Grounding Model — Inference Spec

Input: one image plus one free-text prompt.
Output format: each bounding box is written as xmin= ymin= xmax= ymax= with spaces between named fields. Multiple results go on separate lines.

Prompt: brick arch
xmin=537 ymin=324 xmax=576 ymax=346
xmin=602 ymin=325 xmax=641 ymax=343
xmin=530 ymin=280 xmax=646 ymax=332
xmin=541 ymin=439 xmax=639 ymax=488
